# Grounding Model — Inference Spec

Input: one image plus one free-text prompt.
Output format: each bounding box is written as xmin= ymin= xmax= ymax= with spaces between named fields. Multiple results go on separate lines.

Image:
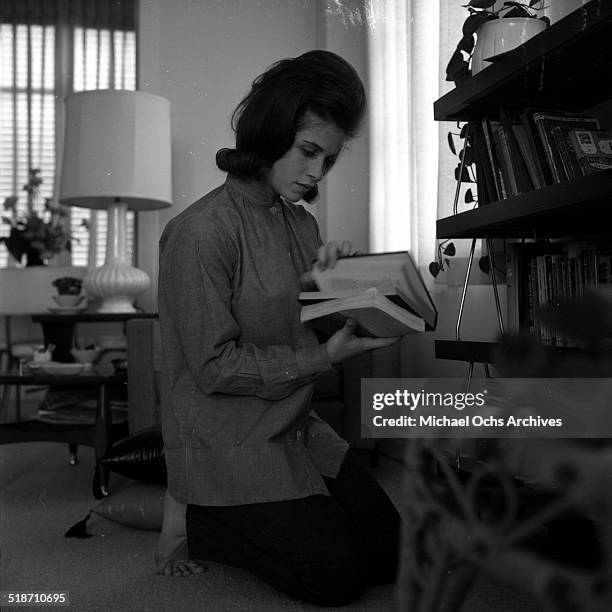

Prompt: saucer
xmin=48 ymin=306 xmax=88 ymax=315
xmin=28 ymin=361 xmax=85 ymax=375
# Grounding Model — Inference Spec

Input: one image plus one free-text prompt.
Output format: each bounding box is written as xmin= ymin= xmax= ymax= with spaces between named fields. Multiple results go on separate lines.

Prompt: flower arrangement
xmin=446 ymin=0 xmax=549 ymax=85
xmin=0 ymin=168 xmax=74 ymax=266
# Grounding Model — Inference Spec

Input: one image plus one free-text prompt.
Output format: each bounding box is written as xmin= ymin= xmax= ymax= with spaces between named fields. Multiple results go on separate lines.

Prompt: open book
xmin=299 ymin=251 xmax=437 ymax=338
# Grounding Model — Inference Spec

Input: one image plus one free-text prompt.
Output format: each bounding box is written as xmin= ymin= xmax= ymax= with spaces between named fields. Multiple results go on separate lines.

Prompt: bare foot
xmin=155 ymin=490 xmax=207 ymax=577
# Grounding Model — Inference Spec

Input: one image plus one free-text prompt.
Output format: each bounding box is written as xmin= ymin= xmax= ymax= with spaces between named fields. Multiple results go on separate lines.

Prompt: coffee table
xmin=0 ymin=365 xmax=127 ymax=497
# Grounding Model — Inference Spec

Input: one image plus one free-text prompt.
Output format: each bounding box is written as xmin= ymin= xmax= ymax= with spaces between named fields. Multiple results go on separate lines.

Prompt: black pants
xmin=186 ymin=451 xmax=400 ymax=607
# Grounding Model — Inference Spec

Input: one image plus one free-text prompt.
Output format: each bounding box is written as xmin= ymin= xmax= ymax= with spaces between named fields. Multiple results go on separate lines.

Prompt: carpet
xmin=0 ymin=441 xmax=539 ymax=611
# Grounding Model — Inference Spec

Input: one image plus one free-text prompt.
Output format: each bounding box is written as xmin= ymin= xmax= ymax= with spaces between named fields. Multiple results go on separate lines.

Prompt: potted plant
xmin=0 ymin=168 xmax=75 ymax=266
xmin=447 ymin=1 xmax=550 ymax=85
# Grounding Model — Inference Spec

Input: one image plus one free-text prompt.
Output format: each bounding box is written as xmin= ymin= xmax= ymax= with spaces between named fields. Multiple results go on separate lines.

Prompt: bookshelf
xmin=434 ymin=0 xmax=612 ymax=364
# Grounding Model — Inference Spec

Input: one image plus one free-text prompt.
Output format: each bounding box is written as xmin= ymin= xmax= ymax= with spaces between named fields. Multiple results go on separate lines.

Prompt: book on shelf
xmin=501 ymin=107 xmax=547 ymax=190
xmin=531 ymin=111 xmax=600 ymax=182
xmin=506 ymin=241 xmax=612 ymax=347
xmin=499 ymin=108 xmax=534 ymax=194
xmin=519 ymin=109 xmax=555 ymax=186
xmin=299 ymin=251 xmax=437 ymax=338
xmin=490 ymin=120 xmax=519 ymax=197
xmin=567 ymin=128 xmax=612 ymax=175
xmin=470 ymin=121 xmax=502 ymax=206
xmin=482 ymin=118 xmax=507 ymax=199
xmin=470 ymin=120 xmax=498 ymax=204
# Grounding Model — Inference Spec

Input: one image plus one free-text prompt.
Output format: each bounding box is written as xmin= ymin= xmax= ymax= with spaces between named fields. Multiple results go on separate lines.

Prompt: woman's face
xmin=265 ymin=111 xmax=346 ymax=202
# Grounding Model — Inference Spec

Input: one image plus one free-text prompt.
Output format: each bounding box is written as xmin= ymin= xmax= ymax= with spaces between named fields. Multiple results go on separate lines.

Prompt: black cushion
xmin=99 ymin=426 xmax=166 ymax=485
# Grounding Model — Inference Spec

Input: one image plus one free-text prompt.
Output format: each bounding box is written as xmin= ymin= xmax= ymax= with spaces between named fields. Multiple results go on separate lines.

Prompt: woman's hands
xmin=325 ymin=318 xmax=399 ymax=364
xmin=316 ymin=240 xmax=355 ymax=270
xmin=300 ymin=240 xmax=358 ymax=290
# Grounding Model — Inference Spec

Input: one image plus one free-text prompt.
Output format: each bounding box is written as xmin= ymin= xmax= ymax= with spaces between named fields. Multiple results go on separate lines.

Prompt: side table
xmin=31 ymin=312 xmax=157 ymax=363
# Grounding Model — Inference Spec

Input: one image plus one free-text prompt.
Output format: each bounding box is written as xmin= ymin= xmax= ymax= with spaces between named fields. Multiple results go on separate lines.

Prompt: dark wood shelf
xmin=435 ymin=339 xmax=605 ymax=364
xmin=434 ymin=0 xmax=612 ymax=122
xmin=436 ymin=168 xmax=612 ymax=238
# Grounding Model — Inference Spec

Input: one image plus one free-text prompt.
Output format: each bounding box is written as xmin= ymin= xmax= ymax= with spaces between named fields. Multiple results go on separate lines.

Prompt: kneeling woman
xmin=157 ymin=50 xmax=401 ymax=606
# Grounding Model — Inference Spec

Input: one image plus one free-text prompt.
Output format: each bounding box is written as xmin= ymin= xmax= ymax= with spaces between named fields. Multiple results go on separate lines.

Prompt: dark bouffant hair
xmin=216 ymin=50 xmax=366 ymax=202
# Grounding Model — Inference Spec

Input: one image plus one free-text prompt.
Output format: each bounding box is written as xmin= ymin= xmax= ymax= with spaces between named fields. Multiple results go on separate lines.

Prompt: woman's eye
xmin=301 ymin=148 xmax=317 ymax=157
xmin=323 ymin=157 xmax=337 ymax=172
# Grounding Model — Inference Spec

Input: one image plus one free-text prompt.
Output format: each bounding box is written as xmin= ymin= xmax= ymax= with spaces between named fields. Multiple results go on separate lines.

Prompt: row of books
xmin=471 ymin=109 xmax=612 ymax=205
xmin=506 ymin=241 xmax=612 ymax=347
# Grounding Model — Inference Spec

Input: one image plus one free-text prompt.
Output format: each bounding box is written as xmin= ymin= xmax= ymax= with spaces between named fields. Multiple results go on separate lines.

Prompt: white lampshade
xmin=60 ymin=90 xmax=172 ymax=211
xmin=59 ymin=89 xmax=172 ymax=313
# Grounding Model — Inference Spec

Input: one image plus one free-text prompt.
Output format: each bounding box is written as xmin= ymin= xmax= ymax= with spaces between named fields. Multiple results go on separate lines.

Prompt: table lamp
xmin=59 ymin=90 xmax=172 ymax=313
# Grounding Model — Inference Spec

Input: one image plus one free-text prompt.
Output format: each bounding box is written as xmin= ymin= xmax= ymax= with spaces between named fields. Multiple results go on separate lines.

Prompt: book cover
xmin=567 ymin=129 xmax=612 ymax=175
xmin=532 ymin=112 xmax=600 ymax=182
xmin=308 ymin=251 xmax=437 ymax=330
xmin=300 ymin=251 xmax=437 ymax=337
xmin=490 ymin=121 xmax=519 ymax=197
xmin=550 ymin=126 xmax=581 ymax=180
xmin=300 ymin=287 xmax=425 ymax=338
xmin=482 ymin=118 xmax=506 ymax=199
xmin=519 ymin=109 xmax=555 ymax=186
xmin=499 ymin=108 xmax=534 ymax=193
xmin=512 ymin=124 xmax=546 ymax=189
xmin=471 ymin=120 xmax=498 ymax=204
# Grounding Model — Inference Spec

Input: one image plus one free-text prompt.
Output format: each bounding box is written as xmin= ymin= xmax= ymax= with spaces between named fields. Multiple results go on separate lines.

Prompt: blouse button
xmin=296 ymin=430 xmax=302 ymax=441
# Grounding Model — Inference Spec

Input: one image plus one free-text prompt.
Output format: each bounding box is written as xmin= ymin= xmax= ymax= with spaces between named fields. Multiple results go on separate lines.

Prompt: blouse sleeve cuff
xmin=296 ymin=343 xmax=333 ymax=378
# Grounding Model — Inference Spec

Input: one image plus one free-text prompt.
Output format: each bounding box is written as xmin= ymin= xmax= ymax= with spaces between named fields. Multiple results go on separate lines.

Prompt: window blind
xmin=0 ymin=0 xmax=136 ymax=268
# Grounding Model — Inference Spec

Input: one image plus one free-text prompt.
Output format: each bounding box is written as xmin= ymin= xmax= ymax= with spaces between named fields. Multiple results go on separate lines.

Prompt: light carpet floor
xmin=1 ymin=441 xmax=538 ymax=611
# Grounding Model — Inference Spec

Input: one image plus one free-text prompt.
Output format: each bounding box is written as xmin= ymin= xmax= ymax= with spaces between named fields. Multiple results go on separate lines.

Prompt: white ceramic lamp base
xmin=85 ymin=200 xmax=150 ymax=313
xmin=84 ymin=263 xmax=150 ymax=313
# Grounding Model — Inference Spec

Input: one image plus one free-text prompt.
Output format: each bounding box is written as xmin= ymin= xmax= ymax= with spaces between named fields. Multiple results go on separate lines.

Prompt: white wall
xmin=135 ymin=0 xmax=502 ymax=378
xmin=137 ymin=0 xmax=373 ymax=311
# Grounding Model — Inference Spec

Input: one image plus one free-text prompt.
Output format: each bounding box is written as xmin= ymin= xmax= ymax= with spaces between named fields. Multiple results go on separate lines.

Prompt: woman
xmin=156 ymin=50 xmax=401 ymax=606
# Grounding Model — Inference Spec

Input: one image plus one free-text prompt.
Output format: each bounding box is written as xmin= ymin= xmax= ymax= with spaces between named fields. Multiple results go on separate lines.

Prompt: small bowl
xmin=70 ymin=347 xmax=102 ymax=365
xmin=111 ymin=358 xmax=127 ymax=373
xmin=39 ymin=362 xmax=85 ymax=376
xmin=53 ymin=294 xmax=86 ymax=308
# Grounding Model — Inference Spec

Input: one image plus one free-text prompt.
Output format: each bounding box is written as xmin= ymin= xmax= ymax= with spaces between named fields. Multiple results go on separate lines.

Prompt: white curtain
xmin=367 ymin=0 xmax=465 ymax=267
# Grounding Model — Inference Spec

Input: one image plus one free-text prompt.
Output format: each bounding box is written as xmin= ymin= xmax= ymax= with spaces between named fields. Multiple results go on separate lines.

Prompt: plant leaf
xmin=540 ymin=16 xmax=550 ymax=26
xmin=448 ymin=132 xmax=456 ymax=155
xmin=429 ymin=261 xmax=441 ymax=278
xmin=454 ymin=165 xmax=473 ymax=183
xmin=458 ymin=33 xmax=475 ymax=54
xmin=460 ymin=146 xmax=474 ymax=166
xmin=503 ymin=6 xmax=532 ymax=17
xmin=446 ymin=49 xmax=470 ymax=82
xmin=463 ymin=13 xmax=490 ymax=37
xmin=479 ymin=256 xmax=491 ymax=274
xmin=460 ymin=123 xmax=469 ymax=139
xmin=465 ymin=188 xmax=474 ymax=203
xmin=443 ymin=242 xmax=456 ymax=256
xmin=467 ymin=0 xmax=496 ymax=8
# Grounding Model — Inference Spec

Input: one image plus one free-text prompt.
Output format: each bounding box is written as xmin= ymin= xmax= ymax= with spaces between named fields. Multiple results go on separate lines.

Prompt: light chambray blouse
xmin=158 ymin=174 xmax=349 ymax=507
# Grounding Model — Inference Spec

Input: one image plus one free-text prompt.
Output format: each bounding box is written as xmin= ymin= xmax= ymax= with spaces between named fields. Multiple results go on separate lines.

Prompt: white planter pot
xmin=544 ymin=0 xmax=588 ymax=25
xmin=471 ymin=17 xmax=548 ymax=75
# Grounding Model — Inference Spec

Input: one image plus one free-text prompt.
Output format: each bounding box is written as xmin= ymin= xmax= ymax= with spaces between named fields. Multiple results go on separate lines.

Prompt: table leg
xmin=39 ymin=321 xmax=76 ymax=362
xmin=93 ymin=383 xmax=112 ymax=497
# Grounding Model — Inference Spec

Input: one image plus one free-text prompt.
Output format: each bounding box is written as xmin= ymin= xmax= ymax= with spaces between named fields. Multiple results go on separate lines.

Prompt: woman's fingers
xmin=316 ymin=240 xmax=354 ymax=270
xmin=340 ymin=240 xmax=353 ymax=257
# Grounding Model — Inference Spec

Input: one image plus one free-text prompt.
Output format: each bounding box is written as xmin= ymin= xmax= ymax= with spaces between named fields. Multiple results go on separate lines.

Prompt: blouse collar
xmin=225 ymin=174 xmax=281 ymax=208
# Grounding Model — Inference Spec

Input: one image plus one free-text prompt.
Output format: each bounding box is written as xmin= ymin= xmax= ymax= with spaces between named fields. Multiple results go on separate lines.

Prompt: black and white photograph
xmin=1 ymin=0 xmax=611 ymax=610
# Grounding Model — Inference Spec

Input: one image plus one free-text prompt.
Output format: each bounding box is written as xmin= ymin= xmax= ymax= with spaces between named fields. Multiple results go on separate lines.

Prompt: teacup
xmin=52 ymin=294 xmax=86 ymax=308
